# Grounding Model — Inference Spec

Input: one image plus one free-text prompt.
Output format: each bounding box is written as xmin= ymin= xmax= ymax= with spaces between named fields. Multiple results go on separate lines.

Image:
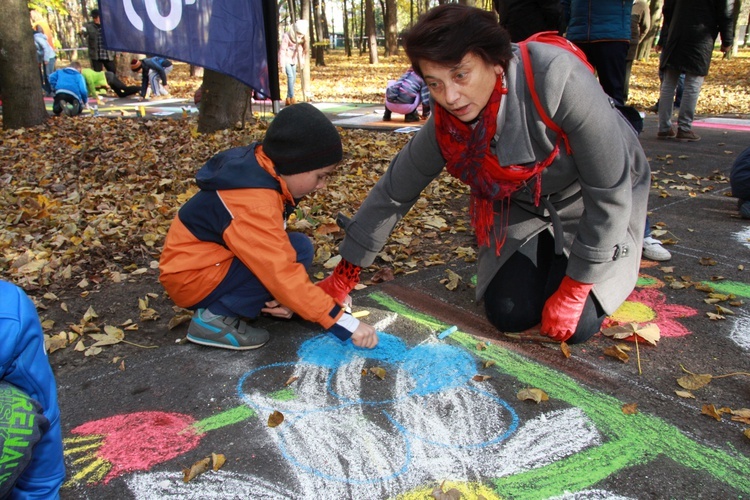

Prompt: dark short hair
xmin=404 ymin=4 xmax=513 ymax=77
xmin=90 ymin=8 xmax=100 ymax=18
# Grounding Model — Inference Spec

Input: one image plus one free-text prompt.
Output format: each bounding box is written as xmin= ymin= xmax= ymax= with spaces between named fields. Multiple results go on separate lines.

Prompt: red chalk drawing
xmin=69 ymin=411 xmax=203 ymax=483
xmin=604 ymin=288 xmax=698 ymax=338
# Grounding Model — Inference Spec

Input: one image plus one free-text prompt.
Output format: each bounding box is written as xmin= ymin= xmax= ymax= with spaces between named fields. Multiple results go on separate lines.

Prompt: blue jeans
xmin=284 ymin=63 xmax=297 ymax=99
xmin=193 ymin=232 xmax=314 ymax=318
xmin=658 ymin=68 xmax=704 ymax=133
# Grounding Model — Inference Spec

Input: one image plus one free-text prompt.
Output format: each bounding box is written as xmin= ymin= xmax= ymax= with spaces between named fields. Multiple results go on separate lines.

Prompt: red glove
xmin=540 ymin=276 xmax=593 ymax=342
xmin=316 ymin=259 xmax=362 ymax=304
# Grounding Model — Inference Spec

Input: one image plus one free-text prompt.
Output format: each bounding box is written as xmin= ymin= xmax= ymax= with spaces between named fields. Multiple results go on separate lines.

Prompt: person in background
xmin=562 ymin=0 xmax=632 ymax=106
xmin=159 ymin=103 xmax=378 ymax=350
xmin=279 ymin=20 xmax=307 ymax=106
xmin=655 ymin=0 xmax=733 ymax=142
xmin=82 ymin=9 xmax=116 ymax=74
xmin=494 ymin=0 xmax=562 ymax=43
xmin=383 ymin=67 xmax=431 ymax=122
xmin=624 ymin=0 xmax=650 ymax=103
xmin=34 ymin=27 xmax=56 ymax=96
xmin=730 ymin=146 xmax=750 ymax=219
xmin=321 ymin=4 xmax=651 ymax=345
xmin=0 ymin=280 xmax=65 ymax=498
xmin=81 ymin=68 xmax=140 ymax=99
xmin=131 ymin=57 xmax=173 ymax=99
xmin=30 ymin=9 xmax=56 ymax=50
xmin=49 ymin=62 xmax=88 ymax=116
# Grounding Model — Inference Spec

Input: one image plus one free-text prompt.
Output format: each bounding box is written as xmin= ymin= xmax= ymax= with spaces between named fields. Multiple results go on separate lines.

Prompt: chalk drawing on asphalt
xmin=729 ymin=311 xmax=750 ymax=351
xmin=63 ymin=291 xmax=750 ymax=498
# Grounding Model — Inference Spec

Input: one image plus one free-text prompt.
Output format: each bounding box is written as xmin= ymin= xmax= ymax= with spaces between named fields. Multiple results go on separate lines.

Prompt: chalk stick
xmin=437 ymin=325 xmax=458 ymax=339
xmin=352 ymin=310 xmax=370 ymax=318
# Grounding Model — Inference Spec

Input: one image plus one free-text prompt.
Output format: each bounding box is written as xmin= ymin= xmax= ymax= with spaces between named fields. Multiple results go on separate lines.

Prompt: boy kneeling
xmin=159 ymin=104 xmax=378 ymax=350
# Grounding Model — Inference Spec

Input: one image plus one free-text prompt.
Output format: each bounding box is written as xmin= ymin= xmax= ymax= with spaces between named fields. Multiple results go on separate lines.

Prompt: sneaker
xmin=676 ymin=129 xmax=701 ymax=142
xmin=656 ymin=128 xmax=676 ymax=139
xmin=642 ymin=236 xmax=672 ymax=261
xmin=187 ymin=309 xmax=269 ymax=350
xmin=404 ymin=110 xmax=420 ymax=122
xmin=739 ymin=200 xmax=750 ymax=219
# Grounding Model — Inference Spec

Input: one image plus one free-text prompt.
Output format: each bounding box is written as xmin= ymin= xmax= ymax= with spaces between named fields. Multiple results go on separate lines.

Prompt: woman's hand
xmin=540 ymin=276 xmax=593 ymax=342
xmin=261 ymin=300 xmax=294 ymax=319
xmin=351 ymin=322 xmax=378 ymax=349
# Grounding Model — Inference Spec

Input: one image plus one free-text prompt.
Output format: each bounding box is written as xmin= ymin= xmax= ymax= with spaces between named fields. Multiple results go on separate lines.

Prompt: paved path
xmin=57 ymin=110 xmax=750 ymax=499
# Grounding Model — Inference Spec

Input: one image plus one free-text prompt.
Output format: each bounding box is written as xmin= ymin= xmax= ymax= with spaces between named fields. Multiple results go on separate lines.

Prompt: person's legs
xmin=676 ymin=73 xmax=704 ymax=133
xmin=657 ymin=67 xmax=680 ymax=136
xmin=106 ymin=71 xmax=140 ymax=98
xmin=483 ymin=231 xmax=605 ymax=343
xmin=675 ymin=73 xmax=685 ymax=107
xmin=284 ymin=63 xmax=296 ymax=100
xmin=577 ymin=41 xmax=629 ymax=106
xmin=101 ymin=59 xmax=116 ymax=75
xmin=642 ymin=214 xmax=672 ymax=261
xmin=91 ymin=59 xmax=103 ymax=72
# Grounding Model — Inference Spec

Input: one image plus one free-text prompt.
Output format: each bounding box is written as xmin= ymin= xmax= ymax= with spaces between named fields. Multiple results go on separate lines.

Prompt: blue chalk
xmin=437 ymin=325 xmax=458 ymax=339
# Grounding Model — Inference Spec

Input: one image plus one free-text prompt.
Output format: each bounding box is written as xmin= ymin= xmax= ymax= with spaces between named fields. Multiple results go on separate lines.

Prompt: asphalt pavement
xmin=57 ymin=110 xmax=750 ymax=499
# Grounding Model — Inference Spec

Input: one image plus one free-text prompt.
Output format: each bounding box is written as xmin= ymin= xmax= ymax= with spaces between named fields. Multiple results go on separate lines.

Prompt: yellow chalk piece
xmin=352 ymin=310 xmax=370 ymax=318
xmin=138 ymin=106 xmax=146 ymax=117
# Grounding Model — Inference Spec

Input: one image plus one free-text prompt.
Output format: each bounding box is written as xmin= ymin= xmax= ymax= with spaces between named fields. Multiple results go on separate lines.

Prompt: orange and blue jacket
xmin=159 ymin=143 xmax=345 ymax=330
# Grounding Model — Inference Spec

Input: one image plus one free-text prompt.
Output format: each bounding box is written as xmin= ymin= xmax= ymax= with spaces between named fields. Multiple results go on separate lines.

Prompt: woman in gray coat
xmin=318 ymin=4 xmax=650 ymax=344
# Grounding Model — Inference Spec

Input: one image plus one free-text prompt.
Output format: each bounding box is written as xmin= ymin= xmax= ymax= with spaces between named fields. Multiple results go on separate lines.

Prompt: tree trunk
xmin=197 ymin=69 xmax=252 ymax=133
xmin=300 ymin=0 xmax=311 ymax=100
xmin=343 ymin=0 xmax=352 ymax=57
xmin=0 ymin=0 xmax=48 ymax=129
xmin=190 ymin=65 xmax=204 ymax=78
xmin=365 ymin=0 xmax=378 ymax=63
xmin=636 ymin=0 xmax=664 ymax=60
xmin=384 ymin=0 xmax=398 ymax=56
xmin=313 ymin=0 xmax=326 ymax=66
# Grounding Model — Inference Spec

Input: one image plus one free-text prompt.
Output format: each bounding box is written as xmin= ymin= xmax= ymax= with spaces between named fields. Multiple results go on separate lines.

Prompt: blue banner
xmin=98 ymin=0 xmax=270 ymax=96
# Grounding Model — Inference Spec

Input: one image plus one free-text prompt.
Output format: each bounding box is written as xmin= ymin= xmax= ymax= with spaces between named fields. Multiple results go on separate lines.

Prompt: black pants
xmin=574 ymin=40 xmax=629 ymax=106
xmin=105 ymin=72 xmax=140 ymax=98
xmin=91 ymin=59 xmax=116 ymax=74
xmin=483 ymin=230 xmax=605 ymax=344
xmin=52 ymin=93 xmax=81 ymax=116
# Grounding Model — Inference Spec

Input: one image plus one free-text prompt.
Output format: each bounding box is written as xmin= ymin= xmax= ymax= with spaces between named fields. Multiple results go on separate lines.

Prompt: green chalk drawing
xmin=636 ymin=275 xmax=658 ymax=287
xmin=368 ymin=292 xmax=750 ymax=499
xmin=702 ymin=280 xmax=750 ymax=299
xmin=192 ymin=405 xmax=256 ymax=434
xmin=269 ymin=388 xmax=296 ymax=401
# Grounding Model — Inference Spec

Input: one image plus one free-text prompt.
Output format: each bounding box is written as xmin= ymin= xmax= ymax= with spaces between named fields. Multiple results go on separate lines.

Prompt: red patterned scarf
xmin=434 ymin=75 xmax=557 ymax=255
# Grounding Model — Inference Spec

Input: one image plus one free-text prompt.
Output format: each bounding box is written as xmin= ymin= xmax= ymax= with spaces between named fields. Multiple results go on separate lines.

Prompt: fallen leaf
xmin=675 ymin=390 xmax=695 ymax=399
xmin=369 ymin=367 xmax=387 ymax=380
xmin=168 ymin=311 xmax=193 ymax=330
xmin=472 ymin=374 xmax=492 ymax=382
xmin=622 ymin=403 xmax=638 ymax=414
xmin=284 ymin=376 xmax=299 ymax=386
xmin=517 ymin=388 xmax=549 ymax=403
xmin=268 ymin=410 xmax=284 ymax=428
xmin=82 ymin=306 xmax=98 ymax=324
xmin=369 ymin=267 xmax=395 ymax=283
xmin=476 ymin=342 xmax=487 ymax=351
xmin=699 ymin=257 xmax=717 ymax=266
xmin=677 ymin=373 xmax=712 ymax=390
xmin=701 ymin=404 xmax=722 ymax=421
xmin=183 ymin=457 xmax=211 ymax=482
xmin=211 ymin=453 xmax=226 ymax=471
xmin=603 ymin=345 xmax=630 ymax=363
xmin=482 ymin=360 xmax=496 ymax=369
xmin=443 ymin=269 xmax=462 ymax=291
xmin=560 ymin=341 xmax=571 ymax=358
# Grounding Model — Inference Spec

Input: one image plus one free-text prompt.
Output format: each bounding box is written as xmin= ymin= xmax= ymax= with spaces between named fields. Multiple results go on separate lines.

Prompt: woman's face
xmin=421 ymin=52 xmax=503 ymax=123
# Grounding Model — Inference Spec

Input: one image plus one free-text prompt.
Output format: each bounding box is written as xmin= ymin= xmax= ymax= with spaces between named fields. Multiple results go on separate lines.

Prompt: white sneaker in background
xmin=642 ymin=236 xmax=672 ymax=261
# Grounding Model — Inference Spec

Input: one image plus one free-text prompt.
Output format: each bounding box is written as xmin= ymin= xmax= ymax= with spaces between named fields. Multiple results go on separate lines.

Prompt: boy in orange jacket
xmin=159 ymin=103 xmax=378 ymax=350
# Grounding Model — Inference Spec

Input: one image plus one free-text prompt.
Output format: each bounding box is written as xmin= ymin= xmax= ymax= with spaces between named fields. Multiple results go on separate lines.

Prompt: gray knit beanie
xmin=263 ymin=103 xmax=343 ymax=175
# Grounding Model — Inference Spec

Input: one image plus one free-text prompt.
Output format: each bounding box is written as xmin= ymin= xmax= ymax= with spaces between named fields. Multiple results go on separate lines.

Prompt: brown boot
xmin=285 ymin=97 xmax=292 ymax=106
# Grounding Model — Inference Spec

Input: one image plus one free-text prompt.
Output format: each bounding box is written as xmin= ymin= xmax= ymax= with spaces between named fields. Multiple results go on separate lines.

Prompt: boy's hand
xmin=351 ymin=322 xmax=378 ymax=349
xmin=261 ymin=300 xmax=293 ymax=319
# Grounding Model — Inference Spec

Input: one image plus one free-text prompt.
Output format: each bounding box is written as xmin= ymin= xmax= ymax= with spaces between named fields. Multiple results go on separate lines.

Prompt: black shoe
xmin=404 ymin=111 xmax=419 ymax=122
xmin=383 ymin=109 xmax=392 ymax=121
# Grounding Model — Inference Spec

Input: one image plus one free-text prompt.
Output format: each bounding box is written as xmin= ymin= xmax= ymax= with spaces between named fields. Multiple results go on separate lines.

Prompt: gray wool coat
xmin=339 ymin=42 xmax=650 ymax=315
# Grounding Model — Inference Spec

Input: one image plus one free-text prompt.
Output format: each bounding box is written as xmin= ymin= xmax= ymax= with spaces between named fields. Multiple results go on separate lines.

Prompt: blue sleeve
xmin=0 ymin=281 xmax=65 ymax=499
xmin=48 ymin=71 xmax=57 ymax=90
xmin=77 ymin=75 xmax=88 ymax=104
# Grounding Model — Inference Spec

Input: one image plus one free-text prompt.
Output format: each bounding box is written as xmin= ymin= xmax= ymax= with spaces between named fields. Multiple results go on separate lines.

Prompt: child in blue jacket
xmin=0 ymin=280 xmax=65 ymax=498
xmin=48 ymin=62 xmax=88 ymax=116
xmin=131 ymin=56 xmax=173 ymax=99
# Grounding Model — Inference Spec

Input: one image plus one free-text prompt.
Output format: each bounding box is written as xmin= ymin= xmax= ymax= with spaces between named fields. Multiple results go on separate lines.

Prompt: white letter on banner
xmin=145 ymin=0 xmax=184 ymax=32
xmin=123 ymin=0 xmax=144 ymax=30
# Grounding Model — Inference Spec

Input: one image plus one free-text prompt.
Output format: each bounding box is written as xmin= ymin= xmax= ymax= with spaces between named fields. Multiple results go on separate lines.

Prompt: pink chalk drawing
xmin=66 ymin=411 xmax=204 ymax=484
xmin=604 ymin=288 xmax=698 ymax=338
